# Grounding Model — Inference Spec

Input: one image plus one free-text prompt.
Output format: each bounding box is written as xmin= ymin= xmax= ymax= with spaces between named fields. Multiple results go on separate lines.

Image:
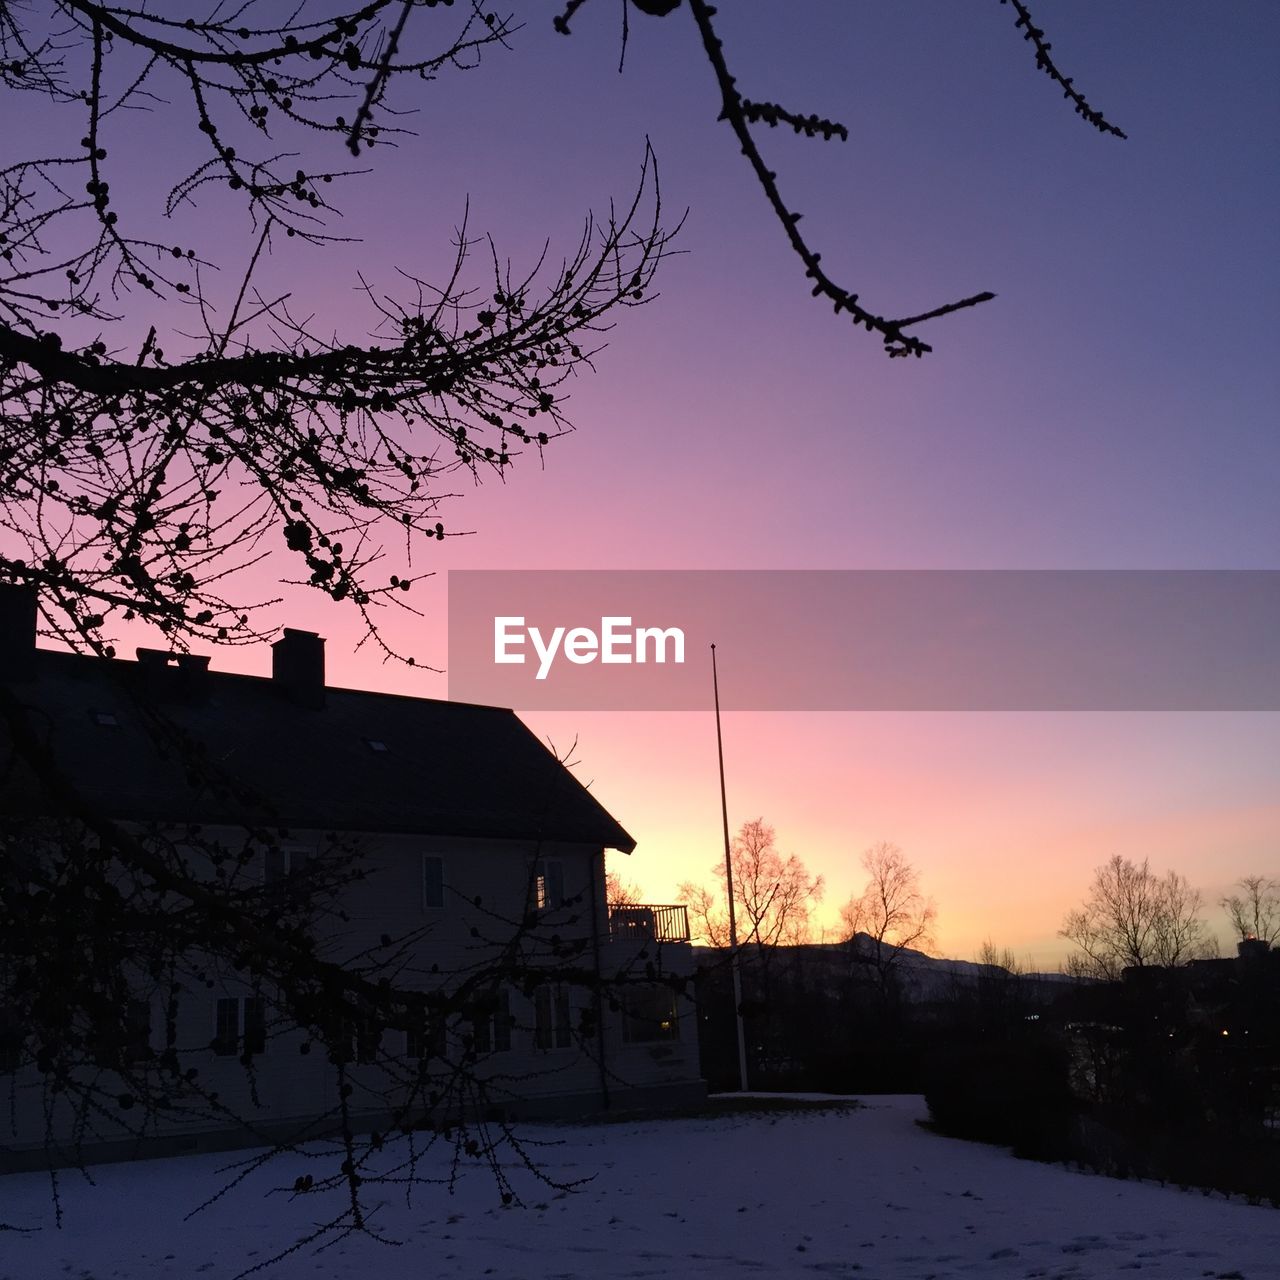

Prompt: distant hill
xmin=694 ymin=934 xmax=1078 ymax=1002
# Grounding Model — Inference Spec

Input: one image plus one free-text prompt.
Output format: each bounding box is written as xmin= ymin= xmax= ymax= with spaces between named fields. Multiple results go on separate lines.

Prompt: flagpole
xmin=711 ymin=643 xmax=749 ymax=1092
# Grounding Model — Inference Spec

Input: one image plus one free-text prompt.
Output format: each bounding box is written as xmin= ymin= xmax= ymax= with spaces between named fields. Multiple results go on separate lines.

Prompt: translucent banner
xmin=446 ymin=570 xmax=1280 ymax=711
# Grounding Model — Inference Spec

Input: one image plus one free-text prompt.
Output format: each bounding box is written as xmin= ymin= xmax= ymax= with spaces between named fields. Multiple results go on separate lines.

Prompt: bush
xmin=924 ymin=1036 xmax=1078 ymax=1160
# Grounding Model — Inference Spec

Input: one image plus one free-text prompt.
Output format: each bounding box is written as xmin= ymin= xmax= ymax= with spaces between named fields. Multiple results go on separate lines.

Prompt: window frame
xmin=405 ymin=1008 xmax=447 ymax=1061
xmin=469 ymin=989 xmax=512 ymax=1056
xmin=422 ymin=853 xmax=445 ymax=911
xmin=243 ymin=996 xmax=267 ymax=1056
xmin=213 ymin=997 xmax=240 ymax=1057
xmin=213 ymin=995 xmax=268 ymax=1058
xmin=124 ymin=997 xmax=152 ymax=1062
xmin=533 ymin=857 xmax=565 ymax=912
xmin=0 ymin=1006 xmax=22 ymax=1072
xmin=355 ymin=1016 xmax=382 ymax=1065
xmin=263 ymin=845 xmax=313 ymax=885
xmin=534 ymin=983 xmax=573 ymax=1051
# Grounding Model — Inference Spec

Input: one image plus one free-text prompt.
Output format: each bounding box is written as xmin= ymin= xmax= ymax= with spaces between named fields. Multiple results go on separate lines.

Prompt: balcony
xmin=607 ymin=902 xmax=690 ymax=943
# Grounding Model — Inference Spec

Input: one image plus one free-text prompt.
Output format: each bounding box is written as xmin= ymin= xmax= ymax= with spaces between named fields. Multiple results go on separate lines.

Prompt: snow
xmin=2 ymin=1095 xmax=1276 ymax=1279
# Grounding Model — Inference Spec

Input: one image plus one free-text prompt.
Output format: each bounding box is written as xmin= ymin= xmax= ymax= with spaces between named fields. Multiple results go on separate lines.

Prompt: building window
xmin=264 ymin=846 xmax=311 ymax=884
xmin=406 ymin=1008 xmax=447 ymax=1060
xmin=243 ymin=997 xmax=267 ymax=1056
xmin=355 ymin=1017 xmax=382 ymax=1065
xmin=533 ymin=858 xmax=565 ymax=912
xmin=494 ymin=990 xmax=512 ymax=1052
xmin=213 ymin=996 xmax=267 ymax=1057
xmin=621 ymin=984 xmax=679 ymax=1044
xmin=534 ymin=984 xmax=573 ymax=1051
xmin=0 ymin=1007 xmax=22 ymax=1072
xmin=326 ymin=1017 xmax=355 ymax=1065
xmin=213 ymin=998 xmax=240 ymax=1056
xmin=125 ymin=998 xmax=152 ymax=1062
xmin=469 ymin=990 xmax=511 ymax=1055
xmin=422 ymin=855 xmax=445 ymax=910
xmin=90 ymin=998 xmax=154 ymax=1067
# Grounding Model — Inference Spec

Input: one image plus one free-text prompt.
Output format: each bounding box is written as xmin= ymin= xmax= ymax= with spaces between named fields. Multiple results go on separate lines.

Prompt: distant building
xmin=0 ymin=586 xmax=702 ymax=1169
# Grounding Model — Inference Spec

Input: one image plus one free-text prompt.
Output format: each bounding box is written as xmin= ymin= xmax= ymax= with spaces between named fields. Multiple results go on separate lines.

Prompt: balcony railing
xmin=607 ymin=902 xmax=690 ymax=943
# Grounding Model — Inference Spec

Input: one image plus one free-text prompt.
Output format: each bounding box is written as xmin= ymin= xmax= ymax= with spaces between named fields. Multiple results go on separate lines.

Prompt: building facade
xmin=0 ymin=587 xmax=703 ymax=1169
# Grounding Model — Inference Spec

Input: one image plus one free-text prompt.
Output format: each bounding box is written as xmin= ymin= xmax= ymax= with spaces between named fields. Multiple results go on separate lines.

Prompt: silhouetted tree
xmin=559 ymin=0 xmax=1125 ymax=356
xmin=679 ymin=818 xmax=823 ymax=1085
xmin=2 ymin=0 xmax=1126 ymax=645
xmin=1222 ymin=874 xmax=1280 ymax=945
xmin=970 ymin=938 xmax=1033 ymax=1032
xmin=1061 ymin=855 xmax=1216 ymax=981
xmin=839 ymin=841 xmax=936 ymax=1004
xmin=678 ymin=817 xmax=824 ymax=950
xmin=605 ymin=866 xmax=643 ymax=907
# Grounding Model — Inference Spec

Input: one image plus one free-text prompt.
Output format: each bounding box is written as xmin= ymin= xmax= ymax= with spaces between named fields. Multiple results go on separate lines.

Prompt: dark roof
xmin=1 ymin=649 xmax=634 ymax=851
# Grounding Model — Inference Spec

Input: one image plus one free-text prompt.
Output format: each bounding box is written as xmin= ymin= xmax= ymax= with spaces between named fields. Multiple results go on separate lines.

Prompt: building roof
xmin=2 ymin=647 xmax=635 ymax=852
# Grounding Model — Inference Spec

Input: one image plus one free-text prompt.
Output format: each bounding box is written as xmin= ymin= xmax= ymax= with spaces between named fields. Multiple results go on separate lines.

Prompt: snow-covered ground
xmin=2 ymin=1095 xmax=1275 ymax=1280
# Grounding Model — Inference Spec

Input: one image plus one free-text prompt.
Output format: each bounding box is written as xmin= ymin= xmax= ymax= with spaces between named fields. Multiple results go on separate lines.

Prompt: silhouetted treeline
xmin=925 ymin=940 xmax=1280 ymax=1203
xmin=693 ymin=936 xmax=1067 ymax=1094
xmin=695 ymin=937 xmax=1280 ymax=1204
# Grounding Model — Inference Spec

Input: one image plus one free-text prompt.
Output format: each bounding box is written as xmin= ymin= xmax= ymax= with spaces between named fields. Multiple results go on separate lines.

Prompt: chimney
xmin=272 ymin=629 xmax=325 ymax=709
xmin=0 ymin=583 xmax=38 ymax=682
xmin=135 ymin=648 xmax=211 ymax=703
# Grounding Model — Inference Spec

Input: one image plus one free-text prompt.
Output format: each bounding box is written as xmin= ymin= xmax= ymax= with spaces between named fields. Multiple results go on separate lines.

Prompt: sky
xmin=12 ymin=2 xmax=1280 ymax=966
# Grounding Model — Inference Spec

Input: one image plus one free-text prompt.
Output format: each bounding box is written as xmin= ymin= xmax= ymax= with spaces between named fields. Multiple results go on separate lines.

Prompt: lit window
xmin=534 ymin=858 xmax=565 ymax=912
xmin=621 ymin=984 xmax=679 ymax=1044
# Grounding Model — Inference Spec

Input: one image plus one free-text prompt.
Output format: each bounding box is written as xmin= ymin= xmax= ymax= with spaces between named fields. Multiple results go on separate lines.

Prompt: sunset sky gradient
xmin=17 ymin=3 xmax=1278 ymax=966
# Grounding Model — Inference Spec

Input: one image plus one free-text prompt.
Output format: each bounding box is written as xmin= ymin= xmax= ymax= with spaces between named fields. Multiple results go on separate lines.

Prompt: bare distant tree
xmin=968 ymin=937 xmax=1031 ymax=1026
xmin=1221 ymin=874 xmax=1280 ymax=945
xmin=839 ymin=843 xmax=936 ymax=1003
xmin=1061 ymin=855 xmax=1215 ymax=981
xmin=976 ymin=938 xmax=1024 ymax=977
xmin=605 ymin=866 xmax=643 ymax=908
xmin=678 ymin=817 xmax=824 ymax=950
xmin=840 ymin=842 xmax=937 ymax=999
